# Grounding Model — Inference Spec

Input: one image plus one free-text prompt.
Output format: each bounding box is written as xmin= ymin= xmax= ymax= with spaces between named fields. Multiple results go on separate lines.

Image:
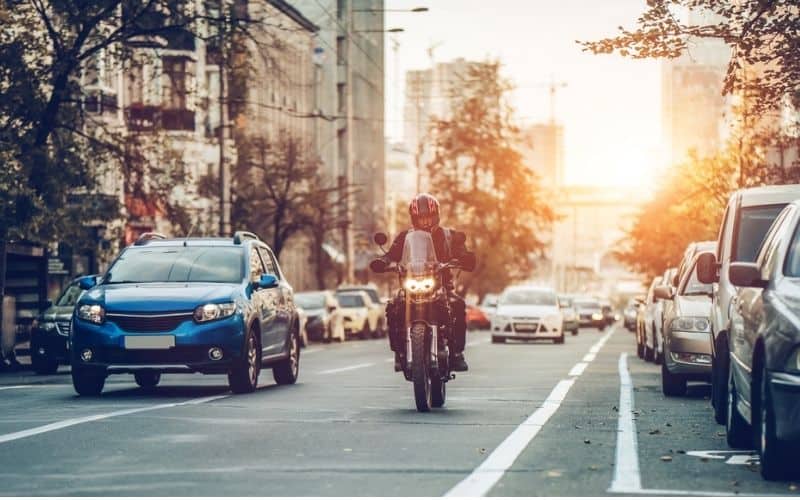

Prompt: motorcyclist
xmin=370 ymin=193 xmax=475 ymax=373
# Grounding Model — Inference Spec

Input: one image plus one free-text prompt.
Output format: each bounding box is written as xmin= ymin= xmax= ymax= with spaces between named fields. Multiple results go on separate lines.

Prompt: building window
xmin=337 ymin=83 xmax=346 ymax=114
xmin=163 ymin=56 xmax=193 ymax=110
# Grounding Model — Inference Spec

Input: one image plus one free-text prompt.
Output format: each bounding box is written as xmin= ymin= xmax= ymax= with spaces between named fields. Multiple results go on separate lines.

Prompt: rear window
xmin=337 ymin=294 xmax=364 ymax=307
xmin=733 ymin=205 xmax=786 ymax=262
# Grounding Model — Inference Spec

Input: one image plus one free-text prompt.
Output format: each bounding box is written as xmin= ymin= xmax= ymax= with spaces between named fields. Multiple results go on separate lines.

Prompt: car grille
xmin=94 ymin=346 xmax=222 ymax=364
xmin=56 ymin=320 xmax=71 ymax=336
xmin=580 ymin=314 xmax=592 ymax=320
xmin=107 ymin=313 xmax=193 ymax=333
xmin=513 ymin=322 xmax=540 ymax=333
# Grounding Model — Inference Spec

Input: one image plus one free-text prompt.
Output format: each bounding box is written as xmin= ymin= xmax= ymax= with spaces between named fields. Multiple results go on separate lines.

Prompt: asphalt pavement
xmin=0 ymin=325 xmax=798 ymax=496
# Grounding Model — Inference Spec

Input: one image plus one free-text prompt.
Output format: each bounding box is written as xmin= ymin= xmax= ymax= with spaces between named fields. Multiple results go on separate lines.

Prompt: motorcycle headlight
xmin=194 ymin=302 xmax=237 ymax=323
xmin=784 ymin=347 xmax=800 ymax=374
xmin=77 ymin=304 xmax=105 ymax=324
xmin=404 ymin=276 xmax=435 ymax=294
xmin=670 ymin=316 xmax=710 ymax=333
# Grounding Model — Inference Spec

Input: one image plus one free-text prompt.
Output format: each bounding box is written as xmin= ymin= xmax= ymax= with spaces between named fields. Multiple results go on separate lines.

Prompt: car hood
xmin=496 ymin=304 xmax=559 ymax=318
xmin=674 ymin=295 xmax=712 ymax=317
xmin=83 ymin=283 xmax=240 ymax=313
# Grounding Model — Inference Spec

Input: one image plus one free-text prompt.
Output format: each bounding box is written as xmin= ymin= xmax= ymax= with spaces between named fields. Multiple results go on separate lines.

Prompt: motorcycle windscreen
xmin=400 ymin=230 xmax=438 ymax=275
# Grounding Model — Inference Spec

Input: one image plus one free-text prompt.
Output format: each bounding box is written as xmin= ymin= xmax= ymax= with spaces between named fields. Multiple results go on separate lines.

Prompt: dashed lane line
xmin=0 ymin=394 xmax=229 ymax=445
xmin=444 ymin=328 xmax=615 ymax=497
xmin=316 ymin=362 xmax=376 ymax=375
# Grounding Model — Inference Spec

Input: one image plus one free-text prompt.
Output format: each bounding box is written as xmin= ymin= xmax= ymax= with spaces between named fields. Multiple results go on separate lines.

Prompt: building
xmin=521 ymin=123 xmax=564 ymax=188
xmin=385 ymin=141 xmax=417 ymax=235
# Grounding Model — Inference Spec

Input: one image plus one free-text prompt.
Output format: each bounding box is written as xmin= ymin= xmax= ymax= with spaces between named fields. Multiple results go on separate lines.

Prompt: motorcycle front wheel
xmin=411 ymin=326 xmax=432 ymax=412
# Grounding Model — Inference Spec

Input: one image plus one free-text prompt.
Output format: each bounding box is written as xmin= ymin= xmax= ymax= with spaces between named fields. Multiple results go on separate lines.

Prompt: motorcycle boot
xmin=450 ymin=352 xmax=469 ymax=371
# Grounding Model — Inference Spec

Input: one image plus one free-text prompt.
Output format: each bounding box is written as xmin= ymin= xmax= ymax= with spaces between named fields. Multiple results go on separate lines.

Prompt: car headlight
xmin=591 ymin=312 xmax=603 ymax=321
xmin=784 ymin=347 xmax=800 ymax=374
xmin=404 ymin=276 xmax=435 ymax=294
xmin=77 ymin=304 xmax=105 ymax=324
xmin=194 ymin=302 xmax=237 ymax=323
xmin=670 ymin=316 xmax=710 ymax=332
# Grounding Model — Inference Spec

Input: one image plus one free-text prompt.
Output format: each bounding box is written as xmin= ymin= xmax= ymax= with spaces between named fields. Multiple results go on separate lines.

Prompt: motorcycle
xmin=371 ymin=230 xmax=470 ymax=412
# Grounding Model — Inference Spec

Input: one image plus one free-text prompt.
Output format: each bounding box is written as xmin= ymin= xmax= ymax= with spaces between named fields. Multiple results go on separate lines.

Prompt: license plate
xmin=124 ymin=336 xmax=175 ymax=350
xmin=515 ymin=323 xmax=537 ymax=331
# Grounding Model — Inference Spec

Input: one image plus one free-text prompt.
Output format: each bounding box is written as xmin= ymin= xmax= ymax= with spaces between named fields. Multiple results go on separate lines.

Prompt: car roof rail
xmin=134 ymin=232 xmax=167 ymax=246
xmin=233 ymin=230 xmax=260 ymax=245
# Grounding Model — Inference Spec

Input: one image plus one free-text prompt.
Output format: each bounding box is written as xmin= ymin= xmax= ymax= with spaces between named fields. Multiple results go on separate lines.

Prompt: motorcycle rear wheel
xmin=411 ymin=327 xmax=432 ymax=412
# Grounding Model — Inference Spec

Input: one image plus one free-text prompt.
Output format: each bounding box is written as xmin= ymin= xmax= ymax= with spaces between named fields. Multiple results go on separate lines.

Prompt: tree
xmin=580 ymin=0 xmax=800 ymax=117
xmin=425 ymin=61 xmax=556 ymax=298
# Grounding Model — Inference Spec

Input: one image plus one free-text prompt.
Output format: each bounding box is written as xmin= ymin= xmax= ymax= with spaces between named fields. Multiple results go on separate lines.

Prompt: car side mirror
xmin=254 ymin=273 xmax=279 ymax=290
xmin=653 ymin=285 xmax=673 ymax=301
xmin=78 ymin=275 xmax=97 ymax=290
xmin=328 ymin=305 xmax=337 ymax=313
xmin=696 ymin=252 xmax=718 ymax=284
xmin=373 ymin=232 xmax=388 ymax=246
xmin=729 ymin=263 xmax=767 ymax=288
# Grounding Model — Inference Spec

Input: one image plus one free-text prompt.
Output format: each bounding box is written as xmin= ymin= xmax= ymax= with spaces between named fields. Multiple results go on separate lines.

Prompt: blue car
xmin=70 ymin=231 xmax=301 ymax=396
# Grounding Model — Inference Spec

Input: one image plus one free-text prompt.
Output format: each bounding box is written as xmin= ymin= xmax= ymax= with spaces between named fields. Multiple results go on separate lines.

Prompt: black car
xmin=29 ymin=275 xmax=97 ymax=374
xmin=724 ymin=201 xmax=800 ymax=480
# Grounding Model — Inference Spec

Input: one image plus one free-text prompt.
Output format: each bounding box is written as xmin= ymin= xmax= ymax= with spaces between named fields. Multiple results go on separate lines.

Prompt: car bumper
xmin=768 ymin=371 xmax=800 ymax=442
xmin=578 ymin=319 xmax=605 ymax=328
xmin=71 ymin=314 xmax=246 ymax=374
xmin=664 ymin=330 xmax=712 ymax=376
xmin=31 ymin=329 xmax=70 ymax=362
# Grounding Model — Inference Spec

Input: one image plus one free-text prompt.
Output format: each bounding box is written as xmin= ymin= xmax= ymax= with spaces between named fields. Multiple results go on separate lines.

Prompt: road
xmin=0 ymin=325 xmax=797 ymax=496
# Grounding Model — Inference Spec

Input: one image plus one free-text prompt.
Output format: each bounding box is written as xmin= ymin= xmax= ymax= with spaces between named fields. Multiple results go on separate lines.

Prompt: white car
xmin=491 ymin=285 xmax=564 ymax=344
xmin=479 ymin=293 xmax=499 ymax=324
xmin=335 ymin=291 xmax=378 ymax=339
xmin=337 ymin=284 xmax=385 ymax=337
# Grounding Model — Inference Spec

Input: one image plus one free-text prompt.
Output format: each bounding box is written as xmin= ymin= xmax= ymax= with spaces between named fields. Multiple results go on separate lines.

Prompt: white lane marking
xmin=609 ymin=352 xmax=642 ymax=492
xmin=568 ymin=362 xmax=587 ymax=377
xmin=582 ymin=352 xmax=596 ymax=362
xmin=301 ymin=348 xmax=322 ymax=355
xmin=0 ymin=394 xmax=228 ymax=445
xmin=611 ymin=487 xmax=755 ymax=497
xmin=384 ymin=357 xmax=395 ymax=363
xmin=316 ymin=362 xmax=375 ymax=375
xmin=445 ymin=328 xmax=615 ymax=497
xmin=0 ymin=385 xmax=36 ymax=391
xmin=466 ymin=338 xmax=489 ymax=347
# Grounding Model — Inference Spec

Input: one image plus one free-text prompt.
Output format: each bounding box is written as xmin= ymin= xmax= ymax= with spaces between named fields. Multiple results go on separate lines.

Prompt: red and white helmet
xmin=409 ymin=193 xmax=440 ymax=231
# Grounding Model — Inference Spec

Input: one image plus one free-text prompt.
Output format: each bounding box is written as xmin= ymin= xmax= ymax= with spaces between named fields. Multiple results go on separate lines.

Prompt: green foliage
xmin=425 ymin=61 xmax=556 ymax=297
xmin=581 ymin=0 xmax=800 ymax=117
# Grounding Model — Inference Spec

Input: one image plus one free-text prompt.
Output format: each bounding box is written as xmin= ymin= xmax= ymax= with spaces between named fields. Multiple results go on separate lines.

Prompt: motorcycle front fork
xmin=404 ymin=325 xmax=449 ymax=381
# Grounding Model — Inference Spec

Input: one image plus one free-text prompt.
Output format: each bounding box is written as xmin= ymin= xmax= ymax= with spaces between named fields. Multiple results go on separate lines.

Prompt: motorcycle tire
xmin=411 ymin=326 xmax=432 ymax=412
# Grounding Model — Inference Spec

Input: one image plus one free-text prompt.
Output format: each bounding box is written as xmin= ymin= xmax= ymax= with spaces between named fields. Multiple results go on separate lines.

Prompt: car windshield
xmin=481 ymin=294 xmax=498 ymax=307
xmin=733 ymin=205 xmax=786 ymax=262
xmin=499 ymin=289 xmax=557 ymax=306
xmin=104 ymin=246 xmax=244 ymax=284
xmin=296 ymin=293 xmax=326 ymax=309
xmin=342 ymin=288 xmax=380 ymax=304
xmin=574 ymin=299 xmax=600 ymax=309
xmin=55 ymin=283 xmax=84 ymax=307
xmin=558 ymin=296 xmax=573 ymax=307
xmin=337 ymin=294 xmax=364 ymax=307
xmin=680 ymin=262 xmax=713 ymax=296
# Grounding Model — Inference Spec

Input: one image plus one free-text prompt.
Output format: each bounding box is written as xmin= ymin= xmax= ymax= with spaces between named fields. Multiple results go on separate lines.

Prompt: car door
xmin=257 ymin=246 xmax=292 ymax=354
xmin=247 ymin=246 xmax=275 ymax=357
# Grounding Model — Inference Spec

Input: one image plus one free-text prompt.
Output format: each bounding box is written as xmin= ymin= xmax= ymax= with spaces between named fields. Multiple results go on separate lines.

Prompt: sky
xmin=385 ymin=0 xmax=664 ymax=188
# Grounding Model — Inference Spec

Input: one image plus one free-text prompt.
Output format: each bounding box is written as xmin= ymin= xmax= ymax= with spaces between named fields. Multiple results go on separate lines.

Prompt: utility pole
xmin=217 ymin=8 xmax=231 ymax=237
xmin=344 ymin=0 xmax=355 ymax=283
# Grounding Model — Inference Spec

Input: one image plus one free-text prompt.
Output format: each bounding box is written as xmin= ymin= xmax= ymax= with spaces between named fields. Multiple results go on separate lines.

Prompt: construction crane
xmin=525 ymin=76 xmax=568 ymax=124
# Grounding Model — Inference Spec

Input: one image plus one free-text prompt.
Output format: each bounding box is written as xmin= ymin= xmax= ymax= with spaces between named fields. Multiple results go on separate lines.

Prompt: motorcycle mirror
xmin=373 ymin=232 xmax=388 ymax=246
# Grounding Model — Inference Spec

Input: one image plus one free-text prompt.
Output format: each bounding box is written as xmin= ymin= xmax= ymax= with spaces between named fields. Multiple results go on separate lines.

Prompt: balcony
xmin=125 ymin=105 xmax=195 ymax=133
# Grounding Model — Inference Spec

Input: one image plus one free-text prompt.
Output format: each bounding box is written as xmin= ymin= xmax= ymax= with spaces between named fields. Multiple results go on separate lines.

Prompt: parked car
xmin=29 ymin=275 xmax=97 ymax=374
xmin=574 ymin=296 xmax=605 ymax=330
xmin=637 ymin=277 xmax=661 ymax=359
xmin=466 ymin=304 xmax=491 ymax=330
xmin=623 ymin=299 xmax=638 ymax=332
xmin=336 ymin=284 xmax=385 ymax=337
xmin=335 ymin=291 xmax=376 ymax=339
xmin=479 ymin=293 xmax=499 ymax=325
xmin=491 ymin=285 xmax=564 ymax=344
xmin=295 ymin=291 xmax=345 ymax=342
xmin=648 ymin=267 xmax=677 ymax=364
xmin=655 ymin=251 xmax=714 ymax=396
xmin=723 ymin=201 xmax=800 ymax=479
xmin=697 ymin=184 xmax=800 ymax=425
xmin=70 ymin=231 xmax=301 ymax=396
xmin=557 ymin=295 xmax=580 ymax=336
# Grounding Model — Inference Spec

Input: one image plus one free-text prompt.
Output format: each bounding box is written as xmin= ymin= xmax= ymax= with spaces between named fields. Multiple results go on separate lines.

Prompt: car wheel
xmin=228 ymin=328 xmax=260 ymax=394
xmin=712 ymin=337 xmax=729 ymax=425
xmin=726 ymin=365 xmax=752 ymax=449
xmin=30 ymin=342 xmax=59 ymax=375
xmin=72 ymin=366 xmax=106 ymax=396
xmin=491 ymin=336 xmax=505 ymax=344
xmin=571 ymin=329 xmax=578 ymax=336
xmin=661 ymin=362 xmax=686 ymax=397
xmin=273 ymin=327 xmax=300 ymax=385
xmin=554 ymin=333 xmax=565 ymax=344
xmin=757 ymin=363 xmax=792 ymax=480
xmin=134 ymin=371 xmax=161 ymax=389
